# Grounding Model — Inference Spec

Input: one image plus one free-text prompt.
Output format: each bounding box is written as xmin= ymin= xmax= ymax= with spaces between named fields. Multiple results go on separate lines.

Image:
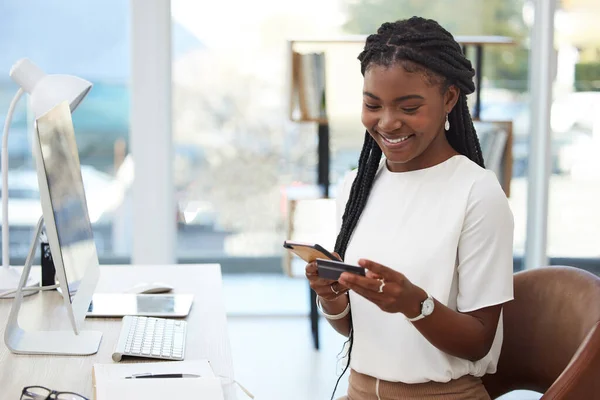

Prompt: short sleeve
xmin=336 ymin=169 xmax=357 ymax=232
xmin=457 ymin=171 xmax=514 ymax=312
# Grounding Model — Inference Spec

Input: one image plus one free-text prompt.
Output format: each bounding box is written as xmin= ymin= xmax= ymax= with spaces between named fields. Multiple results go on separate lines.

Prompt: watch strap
xmin=406 ymin=293 xmax=433 ymax=322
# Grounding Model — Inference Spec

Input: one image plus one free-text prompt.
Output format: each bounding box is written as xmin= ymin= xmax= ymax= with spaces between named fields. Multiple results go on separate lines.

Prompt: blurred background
xmin=2 ymin=0 xmax=599 ymax=269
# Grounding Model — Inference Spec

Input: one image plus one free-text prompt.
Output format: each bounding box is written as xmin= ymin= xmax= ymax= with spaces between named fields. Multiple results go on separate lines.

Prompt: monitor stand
xmin=4 ymin=216 xmax=102 ymax=355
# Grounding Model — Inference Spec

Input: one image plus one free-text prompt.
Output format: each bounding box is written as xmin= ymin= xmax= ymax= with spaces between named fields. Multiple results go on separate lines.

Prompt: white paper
xmin=95 ymin=377 xmax=224 ymax=400
xmin=93 ymin=360 xmax=223 ymax=400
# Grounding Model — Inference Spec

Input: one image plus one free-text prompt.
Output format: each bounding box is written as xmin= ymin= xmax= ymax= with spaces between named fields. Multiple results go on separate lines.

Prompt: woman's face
xmin=361 ymin=63 xmax=458 ymax=172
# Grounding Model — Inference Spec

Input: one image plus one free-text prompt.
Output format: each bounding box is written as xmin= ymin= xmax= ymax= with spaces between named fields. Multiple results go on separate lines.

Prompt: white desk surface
xmin=0 ymin=264 xmax=237 ymax=400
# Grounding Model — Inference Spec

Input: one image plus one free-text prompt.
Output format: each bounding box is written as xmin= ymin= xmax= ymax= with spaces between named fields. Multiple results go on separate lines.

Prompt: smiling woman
xmin=304 ymin=17 xmax=514 ymax=400
xmin=361 ymin=65 xmax=461 ymax=172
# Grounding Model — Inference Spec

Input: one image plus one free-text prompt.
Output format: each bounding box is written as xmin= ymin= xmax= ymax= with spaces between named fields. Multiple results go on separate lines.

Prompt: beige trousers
xmin=337 ymin=369 xmax=492 ymax=400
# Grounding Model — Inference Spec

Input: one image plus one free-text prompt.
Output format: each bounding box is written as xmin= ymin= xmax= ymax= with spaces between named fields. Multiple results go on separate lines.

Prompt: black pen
xmin=125 ymin=373 xmax=201 ymax=379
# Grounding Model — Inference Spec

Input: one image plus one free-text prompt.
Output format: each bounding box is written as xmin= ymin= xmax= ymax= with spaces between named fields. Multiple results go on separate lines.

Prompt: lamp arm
xmin=2 ymin=88 xmax=25 ymax=269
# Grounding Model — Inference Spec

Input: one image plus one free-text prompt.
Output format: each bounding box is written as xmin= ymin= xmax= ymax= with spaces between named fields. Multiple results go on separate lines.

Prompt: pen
xmin=125 ymin=373 xmax=201 ymax=379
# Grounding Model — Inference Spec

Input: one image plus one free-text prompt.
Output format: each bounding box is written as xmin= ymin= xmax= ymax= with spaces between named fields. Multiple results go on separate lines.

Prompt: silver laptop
xmin=86 ymin=293 xmax=194 ymax=317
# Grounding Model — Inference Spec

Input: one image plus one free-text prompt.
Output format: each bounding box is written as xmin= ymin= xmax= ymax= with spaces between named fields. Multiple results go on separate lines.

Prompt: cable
xmin=0 ymin=284 xmax=59 ymax=299
xmin=219 ymin=375 xmax=255 ymax=399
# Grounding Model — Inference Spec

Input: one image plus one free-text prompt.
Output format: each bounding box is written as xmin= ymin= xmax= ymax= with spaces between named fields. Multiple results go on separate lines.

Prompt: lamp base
xmin=0 ymin=267 xmax=40 ymax=298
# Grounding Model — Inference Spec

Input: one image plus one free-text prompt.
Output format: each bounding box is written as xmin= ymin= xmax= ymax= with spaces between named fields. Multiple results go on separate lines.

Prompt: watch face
xmin=422 ymin=298 xmax=435 ymax=316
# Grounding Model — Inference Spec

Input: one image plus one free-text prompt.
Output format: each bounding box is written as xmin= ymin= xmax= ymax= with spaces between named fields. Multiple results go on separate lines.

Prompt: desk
xmin=0 ymin=264 xmax=237 ymax=400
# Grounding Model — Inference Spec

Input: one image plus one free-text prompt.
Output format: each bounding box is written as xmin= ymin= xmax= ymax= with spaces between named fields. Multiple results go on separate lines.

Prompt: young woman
xmin=305 ymin=17 xmax=514 ymax=400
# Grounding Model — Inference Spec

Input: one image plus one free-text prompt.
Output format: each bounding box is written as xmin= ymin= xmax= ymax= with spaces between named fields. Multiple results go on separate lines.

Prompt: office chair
xmin=482 ymin=266 xmax=600 ymax=399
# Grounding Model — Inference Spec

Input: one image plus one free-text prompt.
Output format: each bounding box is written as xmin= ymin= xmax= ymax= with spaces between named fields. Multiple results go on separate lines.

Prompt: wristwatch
xmin=406 ymin=292 xmax=435 ymax=322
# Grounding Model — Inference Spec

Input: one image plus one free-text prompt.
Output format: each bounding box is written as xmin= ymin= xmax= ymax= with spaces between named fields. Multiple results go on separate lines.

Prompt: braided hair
xmin=330 ymin=17 xmax=484 ymax=399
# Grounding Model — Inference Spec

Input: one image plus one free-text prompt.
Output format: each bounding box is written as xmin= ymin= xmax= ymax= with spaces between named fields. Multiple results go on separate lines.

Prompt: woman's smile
xmin=376 ymin=131 xmax=416 ymax=149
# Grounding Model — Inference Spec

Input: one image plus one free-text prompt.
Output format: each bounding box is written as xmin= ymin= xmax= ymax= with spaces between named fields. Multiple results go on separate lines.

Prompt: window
xmin=171 ymin=0 xmax=345 ymax=261
xmin=547 ymin=1 xmax=600 ymax=258
xmin=0 ymin=1 xmax=130 ymax=261
xmin=171 ymin=0 xmax=532 ymax=267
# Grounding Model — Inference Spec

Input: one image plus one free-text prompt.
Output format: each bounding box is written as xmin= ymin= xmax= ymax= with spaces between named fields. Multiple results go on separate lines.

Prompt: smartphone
xmin=316 ymin=258 xmax=366 ymax=281
xmin=283 ymin=240 xmax=338 ymax=263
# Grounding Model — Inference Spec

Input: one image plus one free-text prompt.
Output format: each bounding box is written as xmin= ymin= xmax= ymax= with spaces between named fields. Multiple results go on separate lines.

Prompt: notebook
xmin=92 ymin=360 xmax=224 ymax=400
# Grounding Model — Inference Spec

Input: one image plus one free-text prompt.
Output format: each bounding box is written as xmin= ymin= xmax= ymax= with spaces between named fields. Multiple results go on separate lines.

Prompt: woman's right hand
xmin=305 ymin=253 xmax=348 ymax=301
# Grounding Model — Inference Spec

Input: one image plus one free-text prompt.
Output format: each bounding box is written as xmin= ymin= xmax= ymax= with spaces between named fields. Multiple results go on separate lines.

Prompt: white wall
xmin=130 ymin=0 xmax=175 ymax=264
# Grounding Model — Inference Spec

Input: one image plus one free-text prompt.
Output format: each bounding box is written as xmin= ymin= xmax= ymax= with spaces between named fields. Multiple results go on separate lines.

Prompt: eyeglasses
xmin=21 ymin=386 xmax=88 ymax=400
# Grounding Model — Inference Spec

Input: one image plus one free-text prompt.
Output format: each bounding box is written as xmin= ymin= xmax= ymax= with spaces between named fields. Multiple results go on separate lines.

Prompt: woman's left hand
xmin=338 ymin=259 xmax=427 ymax=317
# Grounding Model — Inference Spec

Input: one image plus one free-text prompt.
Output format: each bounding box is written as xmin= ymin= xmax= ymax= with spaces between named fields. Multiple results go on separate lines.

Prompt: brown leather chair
xmin=482 ymin=266 xmax=600 ymax=399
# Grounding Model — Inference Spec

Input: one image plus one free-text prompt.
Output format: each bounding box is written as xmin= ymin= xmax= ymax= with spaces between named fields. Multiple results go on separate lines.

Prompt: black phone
xmin=316 ymin=258 xmax=366 ymax=281
xmin=283 ymin=240 xmax=338 ymax=263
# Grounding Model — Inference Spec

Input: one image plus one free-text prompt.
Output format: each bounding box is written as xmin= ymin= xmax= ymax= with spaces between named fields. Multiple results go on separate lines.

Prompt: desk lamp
xmin=1 ymin=58 xmax=92 ymax=295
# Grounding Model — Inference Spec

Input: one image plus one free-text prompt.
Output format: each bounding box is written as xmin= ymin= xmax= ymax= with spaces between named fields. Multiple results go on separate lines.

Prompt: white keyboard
xmin=112 ymin=315 xmax=187 ymax=362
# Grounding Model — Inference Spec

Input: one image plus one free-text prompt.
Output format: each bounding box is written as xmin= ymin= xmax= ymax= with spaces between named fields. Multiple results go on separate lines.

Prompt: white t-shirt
xmin=337 ymin=155 xmax=514 ymax=384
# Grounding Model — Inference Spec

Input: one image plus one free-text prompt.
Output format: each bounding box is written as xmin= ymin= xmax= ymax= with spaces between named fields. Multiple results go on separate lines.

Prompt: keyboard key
xmin=113 ymin=315 xmax=187 ymax=362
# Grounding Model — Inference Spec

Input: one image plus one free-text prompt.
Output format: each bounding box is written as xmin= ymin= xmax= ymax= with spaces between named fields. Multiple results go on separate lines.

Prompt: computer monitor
xmin=4 ymin=101 xmax=102 ymax=355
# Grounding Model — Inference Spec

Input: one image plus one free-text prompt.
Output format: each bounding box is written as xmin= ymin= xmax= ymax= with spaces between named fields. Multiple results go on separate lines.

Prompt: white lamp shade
xmin=9 ymin=58 xmax=92 ymax=118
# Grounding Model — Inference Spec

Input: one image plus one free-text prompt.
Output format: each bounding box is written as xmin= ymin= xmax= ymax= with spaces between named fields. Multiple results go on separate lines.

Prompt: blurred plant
xmin=341 ymin=0 xmax=530 ymax=92
xmin=173 ymin=51 xmax=316 ymax=233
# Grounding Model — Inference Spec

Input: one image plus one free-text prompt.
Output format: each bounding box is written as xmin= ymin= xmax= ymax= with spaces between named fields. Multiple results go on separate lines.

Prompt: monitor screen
xmin=35 ymin=102 xmax=99 ymax=300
